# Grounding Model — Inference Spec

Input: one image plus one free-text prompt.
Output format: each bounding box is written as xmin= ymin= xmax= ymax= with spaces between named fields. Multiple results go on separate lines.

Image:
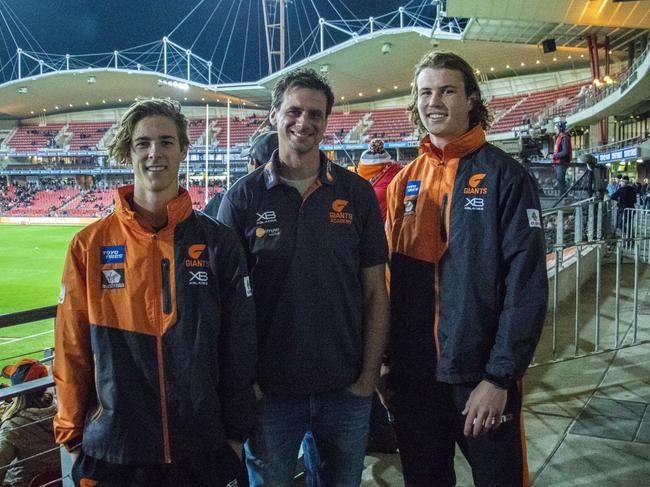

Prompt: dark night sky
xmin=1 ymin=0 xmax=434 ymax=82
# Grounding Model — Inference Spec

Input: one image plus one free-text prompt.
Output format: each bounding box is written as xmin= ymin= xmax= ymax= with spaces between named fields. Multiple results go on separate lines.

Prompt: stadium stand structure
xmin=364 ymin=108 xmax=416 ymax=142
xmin=488 ymin=82 xmax=586 ymax=134
xmin=7 ymin=123 xmax=65 ymax=151
xmin=322 ymin=111 xmax=365 ymax=143
xmin=59 ymin=189 xmax=115 ymax=216
xmin=64 ymin=122 xmax=113 ymax=151
xmin=212 ymin=114 xmax=265 ymax=146
xmin=3 ymin=188 xmax=77 ymax=216
xmin=187 ymin=118 xmax=207 ymax=145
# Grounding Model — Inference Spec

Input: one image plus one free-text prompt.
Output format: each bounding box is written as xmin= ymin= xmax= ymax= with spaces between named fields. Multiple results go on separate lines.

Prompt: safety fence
xmin=537 ymin=200 xmax=650 ymax=366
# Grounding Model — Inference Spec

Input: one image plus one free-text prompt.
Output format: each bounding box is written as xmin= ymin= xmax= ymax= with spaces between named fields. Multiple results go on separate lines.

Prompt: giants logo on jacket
xmin=463 ymin=173 xmax=488 ymax=195
xmin=330 ymin=199 xmax=353 ymax=224
xmin=185 ymin=244 xmax=209 ymax=268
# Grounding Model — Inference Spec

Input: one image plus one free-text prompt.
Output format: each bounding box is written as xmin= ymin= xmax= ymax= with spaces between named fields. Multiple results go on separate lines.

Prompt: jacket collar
xmin=420 ymin=125 xmax=486 ymax=164
xmin=114 ymin=185 xmax=193 ymax=231
xmin=263 ymin=151 xmax=336 ymax=190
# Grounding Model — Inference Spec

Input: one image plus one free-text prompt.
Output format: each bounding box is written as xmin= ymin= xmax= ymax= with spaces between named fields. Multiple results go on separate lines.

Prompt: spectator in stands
xmin=218 ymin=68 xmax=389 ymax=486
xmin=642 ymin=178 xmax=650 ymax=209
xmin=54 ymin=98 xmax=256 ymax=487
xmin=382 ymin=51 xmax=547 ymax=486
xmin=551 ymin=120 xmax=572 ymax=193
xmin=611 ymin=175 xmax=637 ymax=233
xmin=357 ymin=138 xmax=402 ymax=221
xmin=607 ymin=177 xmax=619 ymax=197
xmin=0 ymin=358 xmax=59 ymax=487
xmin=581 ymin=153 xmax=607 ymax=201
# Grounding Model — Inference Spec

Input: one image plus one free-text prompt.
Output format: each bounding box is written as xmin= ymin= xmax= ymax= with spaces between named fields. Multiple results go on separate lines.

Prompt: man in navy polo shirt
xmin=218 ymin=68 xmax=389 ymax=486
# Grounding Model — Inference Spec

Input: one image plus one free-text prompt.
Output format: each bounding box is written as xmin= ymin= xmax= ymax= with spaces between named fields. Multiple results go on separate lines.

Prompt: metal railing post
xmin=574 ymin=243 xmax=581 ymax=355
xmin=552 ymin=248 xmax=559 ymax=359
xmin=615 ymin=241 xmax=621 ymax=348
xmin=633 ymin=242 xmax=639 ymax=343
xmin=595 ymin=243 xmax=602 ymax=351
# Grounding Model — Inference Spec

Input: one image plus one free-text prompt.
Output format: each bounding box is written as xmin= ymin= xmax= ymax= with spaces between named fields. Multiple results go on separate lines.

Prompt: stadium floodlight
xmin=157 ymin=79 xmax=189 ymax=91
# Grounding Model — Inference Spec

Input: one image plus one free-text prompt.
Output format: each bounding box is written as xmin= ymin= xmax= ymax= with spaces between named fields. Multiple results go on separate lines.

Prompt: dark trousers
xmin=72 ymin=445 xmax=245 ymax=487
xmin=392 ymin=380 xmax=529 ymax=487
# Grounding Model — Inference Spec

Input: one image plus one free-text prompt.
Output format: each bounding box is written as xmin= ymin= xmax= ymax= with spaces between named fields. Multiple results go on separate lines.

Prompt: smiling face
xmin=129 ymin=115 xmax=187 ymax=203
xmin=416 ymin=68 xmax=473 ymax=149
xmin=270 ymin=86 xmax=328 ymax=161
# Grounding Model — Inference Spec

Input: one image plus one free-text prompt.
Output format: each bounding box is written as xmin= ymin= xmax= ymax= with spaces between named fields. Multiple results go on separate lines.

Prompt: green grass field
xmin=0 ymin=224 xmax=83 ymax=375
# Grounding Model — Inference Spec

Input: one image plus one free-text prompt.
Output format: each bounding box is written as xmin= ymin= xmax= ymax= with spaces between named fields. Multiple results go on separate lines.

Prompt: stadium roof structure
xmin=0 ymin=0 xmax=647 ymax=121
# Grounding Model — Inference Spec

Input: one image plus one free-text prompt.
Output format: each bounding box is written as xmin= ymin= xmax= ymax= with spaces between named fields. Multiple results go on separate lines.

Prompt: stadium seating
xmin=66 ymin=122 xmax=114 ymax=151
xmin=4 ymin=188 xmax=77 ymax=216
xmin=487 ymin=83 xmax=586 ymax=134
xmin=212 ymin=114 xmax=264 ymax=146
xmin=187 ymin=118 xmax=207 ymax=145
xmin=59 ymin=189 xmax=115 ymax=216
xmin=364 ymin=108 xmax=417 ymax=142
xmin=187 ymin=184 xmax=223 ymax=208
xmin=7 ymin=124 xmax=65 ymax=151
xmin=322 ymin=111 xmax=365 ymax=143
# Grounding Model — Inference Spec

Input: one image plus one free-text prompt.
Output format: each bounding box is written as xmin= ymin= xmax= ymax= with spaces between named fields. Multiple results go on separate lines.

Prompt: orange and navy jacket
xmin=385 ymin=126 xmax=548 ymax=389
xmin=53 ymin=185 xmax=257 ymax=464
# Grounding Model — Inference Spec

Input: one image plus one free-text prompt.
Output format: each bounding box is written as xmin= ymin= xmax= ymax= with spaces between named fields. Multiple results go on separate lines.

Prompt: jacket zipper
xmin=431 ymin=164 xmax=446 ymax=370
xmin=161 ymin=258 xmax=171 ymax=315
xmin=440 ymin=193 xmax=448 ymax=243
xmin=152 ymin=233 xmax=172 ymax=463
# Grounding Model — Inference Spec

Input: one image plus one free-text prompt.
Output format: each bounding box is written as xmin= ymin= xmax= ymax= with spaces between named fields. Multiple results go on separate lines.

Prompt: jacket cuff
xmin=483 ymin=373 xmax=514 ymax=390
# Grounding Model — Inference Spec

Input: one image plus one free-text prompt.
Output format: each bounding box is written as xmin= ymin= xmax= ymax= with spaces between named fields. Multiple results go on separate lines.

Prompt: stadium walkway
xmin=353 ymin=258 xmax=650 ymax=486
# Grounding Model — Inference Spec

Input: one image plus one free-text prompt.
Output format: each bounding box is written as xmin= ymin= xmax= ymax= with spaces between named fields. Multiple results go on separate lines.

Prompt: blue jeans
xmin=554 ymin=164 xmax=568 ymax=194
xmin=245 ymin=388 xmax=372 ymax=486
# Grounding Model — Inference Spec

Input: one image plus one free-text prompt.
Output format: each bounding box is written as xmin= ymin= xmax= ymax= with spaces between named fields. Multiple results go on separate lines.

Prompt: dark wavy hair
xmin=271 ymin=68 xmax=335 ymax=116
xmin=407 ymin=51 xmax=492 ymax=134
xmin=108 ymin=98 xmax=189 ymax=163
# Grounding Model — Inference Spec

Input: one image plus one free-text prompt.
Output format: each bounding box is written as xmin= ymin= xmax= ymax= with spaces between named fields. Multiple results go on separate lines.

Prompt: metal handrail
xmin=0 ymin=305 xmax=57 ymax=328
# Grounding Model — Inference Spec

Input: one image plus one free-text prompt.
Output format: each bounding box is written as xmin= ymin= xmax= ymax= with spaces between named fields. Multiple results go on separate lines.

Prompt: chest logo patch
xmin=330 ymin=199 xmax=353 ymax=224
xmin=256 ymin=211 xmax=277 ymax=224
xmin=102 ymin=269 xmax=125 ymax=289
xmin=405 ymin=180 xmax=420 ymax=198
xmin=101 ymin=245 xmax=125 ymax=264
xmin=464 ymin=173 xmax=488 ymax=195
xmin=255 ymin=227 xmax=280 ymax=238
xmin=186 ymin=244 xmax=208 ymax=268
xmin=404 ymin=180 xmax=420 ymax=216
xmin=464 ymin=197 xmax=485 ymax=211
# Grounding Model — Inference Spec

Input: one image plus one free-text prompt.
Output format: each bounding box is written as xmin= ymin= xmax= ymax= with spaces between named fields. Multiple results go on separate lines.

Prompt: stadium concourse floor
xmin=297 ymin=259 xmax=650 ymax=486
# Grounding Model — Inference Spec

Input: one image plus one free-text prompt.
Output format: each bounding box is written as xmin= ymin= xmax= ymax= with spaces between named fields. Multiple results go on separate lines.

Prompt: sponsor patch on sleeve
xmin=527 ymin=209 xmax=541 ymax=228
xmin=101 ymin=245 xmax=125 ymax=264
xmin=58 ymin=283 xmax=65 ymax=304
xmin=243 ymin=276 xmax=253 ymax=297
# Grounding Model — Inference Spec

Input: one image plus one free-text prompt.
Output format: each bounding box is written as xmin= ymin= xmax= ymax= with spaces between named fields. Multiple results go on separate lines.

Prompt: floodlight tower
xmin=262 ymin=0 xmax=286 ymax=74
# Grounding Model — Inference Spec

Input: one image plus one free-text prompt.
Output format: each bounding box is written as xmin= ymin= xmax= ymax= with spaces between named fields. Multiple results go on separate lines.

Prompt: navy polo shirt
xmin=218 ymin=152 xmax=388 ymax=395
